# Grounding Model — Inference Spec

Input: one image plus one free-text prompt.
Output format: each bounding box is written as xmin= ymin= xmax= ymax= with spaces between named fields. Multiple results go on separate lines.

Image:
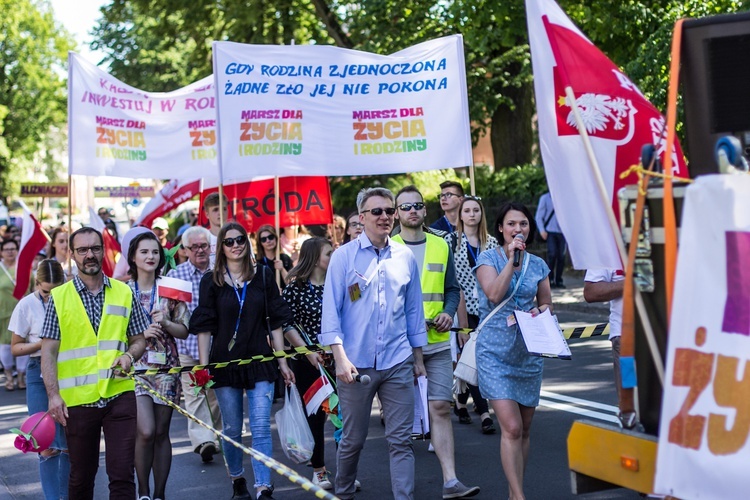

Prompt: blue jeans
xmin=27 ymin=357 xmax=70 ymax=500
xmin=214 ymin=381 xmax=274 ymax=489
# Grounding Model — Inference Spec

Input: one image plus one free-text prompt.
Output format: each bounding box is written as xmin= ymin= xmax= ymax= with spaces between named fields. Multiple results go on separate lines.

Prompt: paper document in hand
xmin=412 ymin=375 xmax=430 ymax=436
xmin=514 ymin=309 xmax=572 ymax=359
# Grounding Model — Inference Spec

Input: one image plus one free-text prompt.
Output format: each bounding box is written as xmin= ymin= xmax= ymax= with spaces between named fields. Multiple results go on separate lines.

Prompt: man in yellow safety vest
xmin=393 ymin=185 xmax=480 ymax=499
xmin=41 ymin=227 xmax=149 ymax=500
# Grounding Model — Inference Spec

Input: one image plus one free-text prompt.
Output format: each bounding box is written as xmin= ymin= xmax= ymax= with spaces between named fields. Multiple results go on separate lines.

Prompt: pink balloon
xmin=14 ymin=412 xmax=56 ymax=453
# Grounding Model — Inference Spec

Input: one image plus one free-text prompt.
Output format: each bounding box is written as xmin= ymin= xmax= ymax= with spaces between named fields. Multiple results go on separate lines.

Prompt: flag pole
xmin=67 ymin=174 xmax=72 ymax=276
xmin=544 ymin=17 xmax=664 ymax=386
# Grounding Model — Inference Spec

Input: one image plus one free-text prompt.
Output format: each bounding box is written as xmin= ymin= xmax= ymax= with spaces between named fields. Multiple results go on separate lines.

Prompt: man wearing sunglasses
xmin=40 ymin=227 xmax=149 ymax=499
xmin=430 ymin=180 xmax=464 ymax=234
xmin=166 ymin=226 xmax=222 ymax=464
xmin=392 ymin=186 xmax=479 ymax=499
xmin=321 ymin=187 xmax=427 ymax=500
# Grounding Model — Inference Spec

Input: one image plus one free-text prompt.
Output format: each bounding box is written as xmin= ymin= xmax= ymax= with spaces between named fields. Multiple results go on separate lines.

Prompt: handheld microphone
xmin=512 ymin=233 xmax=525 ymax=267
xmin=355 ymin=374 xmax=371 ymax=385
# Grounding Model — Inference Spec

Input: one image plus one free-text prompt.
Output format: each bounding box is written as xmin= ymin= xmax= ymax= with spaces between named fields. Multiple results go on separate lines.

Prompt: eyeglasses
xmin=74 ymin=245 xmax=103 ymax=256
xmin=397 ymin=202 xmax=425 ymax=212
xmin=1 ymin=247 xmax=17 ymax=252
xmin=186 ymin=243 xmax=209 ymax=253
xmin=349 ymin=222 xmax=364 ymax=229
xmin=259 ymin=234 xmax=276 ymax=243
xmin=362 ymin=207 xmax=396 ymax=217
xmin=223 ymin=235 xmax=247 ymax=248
xmin=439 ymin=192 xmax=461 ymax=200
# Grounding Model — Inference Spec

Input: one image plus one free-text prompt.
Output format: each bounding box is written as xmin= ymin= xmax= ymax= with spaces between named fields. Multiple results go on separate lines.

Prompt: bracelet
xmin=124 ymin=352 xmax=135 ymax=365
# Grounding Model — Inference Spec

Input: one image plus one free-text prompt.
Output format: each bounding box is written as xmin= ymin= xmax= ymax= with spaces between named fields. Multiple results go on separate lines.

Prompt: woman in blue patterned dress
xmin=474 ymin=202 xmax=552 ymax=500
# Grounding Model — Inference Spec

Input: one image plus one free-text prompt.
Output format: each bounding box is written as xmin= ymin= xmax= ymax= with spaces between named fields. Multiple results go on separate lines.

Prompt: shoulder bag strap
xmin=475 ymin=252 xmax=530 ymax=333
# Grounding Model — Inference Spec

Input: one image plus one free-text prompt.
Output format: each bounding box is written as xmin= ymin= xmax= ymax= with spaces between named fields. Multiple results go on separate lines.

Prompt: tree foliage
xmin=0 ymin=0 xmax=74 ymax=196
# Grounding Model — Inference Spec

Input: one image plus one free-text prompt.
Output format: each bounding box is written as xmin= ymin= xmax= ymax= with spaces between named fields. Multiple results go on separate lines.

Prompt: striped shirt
xmin=167 ymin=260 xmax=212 ymax=361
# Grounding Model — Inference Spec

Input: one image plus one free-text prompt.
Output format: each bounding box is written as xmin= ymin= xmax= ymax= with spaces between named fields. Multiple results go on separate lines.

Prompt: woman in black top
xmin=281 ymin=237 xmax=334 ymax=490
xmin=255 ymin=224 xmax=293 ymax=289
xmin=191 ymin=222 xmax=293 ymax=499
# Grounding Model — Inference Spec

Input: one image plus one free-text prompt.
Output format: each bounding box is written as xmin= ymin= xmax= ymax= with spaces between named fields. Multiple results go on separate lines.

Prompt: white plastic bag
xmin=453 ymin=330 xmax=478 ymax=386
xmin=275 ymin=383 xmax=314 ymax=464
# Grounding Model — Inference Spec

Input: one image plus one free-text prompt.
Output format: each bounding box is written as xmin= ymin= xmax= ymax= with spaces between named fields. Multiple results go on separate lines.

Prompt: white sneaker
xmin=355 ymin=479 xmax=362 ymax=491
xmin=428 ymin=442 xmax=435 ymax=453
xmin=312 ymin=470 xmax=333 ymax=490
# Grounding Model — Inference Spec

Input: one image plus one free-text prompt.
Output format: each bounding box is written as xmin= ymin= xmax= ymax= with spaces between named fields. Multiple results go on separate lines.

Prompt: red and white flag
xmin=88 ymin=207 xmax=122 ymax=277
xmin=13 ymin=206 xmax=49 ymax=299
xmin=526 ymin=0 xmax=688 ymax=270
xmin=302 ymin=372 xmax=334 ymax=416
xmin=134 ymin=179 xmax=201 ymax=229
xmin=157 ymin=276 xmax=193 ymax=303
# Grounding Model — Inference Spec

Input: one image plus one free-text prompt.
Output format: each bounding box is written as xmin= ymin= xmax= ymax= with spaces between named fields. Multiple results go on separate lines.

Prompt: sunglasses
xmin=222 ymin=235 xmax=247 ymax=248
xmin=259 ymin=234 xmax=276 ymax=243
xmin=463 ymin=195 xmax=482 ymax=201
xmin=397 ymin=202 xmax=425 ymax=212
xmin=362 ymin=207 xmax=396 ymax=216
xmin=349 ymin=222 xmax=364 ymax=229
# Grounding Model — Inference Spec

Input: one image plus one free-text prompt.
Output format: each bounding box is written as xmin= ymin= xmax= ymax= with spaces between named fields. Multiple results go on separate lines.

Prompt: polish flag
xmin=134 ymin=179 xmax=201 ymax=228
xmin=13 ymin=206 xmax=49 ymax=299
xmin=88 ymin=207 xmax=122 ymax=277
xmin=302 ymin=373 xmax=334 ymax=416
xmin=526 ymin=0 xmax=688 ymax=269
xmin=156 ymin=276 xmax=193 ymax=303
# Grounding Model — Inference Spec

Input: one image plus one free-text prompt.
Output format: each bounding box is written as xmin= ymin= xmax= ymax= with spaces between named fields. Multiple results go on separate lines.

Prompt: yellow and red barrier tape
xmin=128 ymin=373 xmax=339 ymax=500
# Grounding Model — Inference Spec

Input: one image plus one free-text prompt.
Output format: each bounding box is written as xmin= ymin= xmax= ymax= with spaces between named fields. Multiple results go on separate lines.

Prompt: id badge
xmin=348 ymin=283 xmax=362 ymax=302
xmin=147 ymin=351 xmax=167 ymax=365
xmin=506 ymin=312 xmax=518 ymax=327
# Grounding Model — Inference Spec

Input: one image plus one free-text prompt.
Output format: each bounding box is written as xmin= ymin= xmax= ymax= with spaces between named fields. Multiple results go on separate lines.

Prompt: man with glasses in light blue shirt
xmin=321 ymin=187 xmax=427 ymax=500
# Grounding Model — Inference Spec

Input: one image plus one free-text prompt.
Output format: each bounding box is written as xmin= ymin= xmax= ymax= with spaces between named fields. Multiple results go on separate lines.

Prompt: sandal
xmin=4 ymin=377 xmax=14 ymax=391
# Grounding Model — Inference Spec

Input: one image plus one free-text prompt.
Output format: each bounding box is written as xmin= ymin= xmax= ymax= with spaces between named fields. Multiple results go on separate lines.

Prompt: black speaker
xmin=682 ymin=12 xmax=750 ymax=177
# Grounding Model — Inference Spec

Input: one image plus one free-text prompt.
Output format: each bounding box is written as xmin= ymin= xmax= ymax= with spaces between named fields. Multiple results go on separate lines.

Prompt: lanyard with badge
xmin=226 ymin=267 xmax=248 ymax=351
xmin=135 ymin=281 xmax=167 ymax=364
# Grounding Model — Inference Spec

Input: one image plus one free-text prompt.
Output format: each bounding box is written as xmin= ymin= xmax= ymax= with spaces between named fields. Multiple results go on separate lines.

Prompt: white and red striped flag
xmin=526 ymin=0 xmax=688 ymax=270
xmin=88 ymin=207 xmax=122 ymax=277
xmin=157 ymin=276 xmax=192 ymax=303
xmin=13 ymin=205 xmax=49 ymax=299
xmin=302 ymin=371 xmax=334 ymax=416
xmin=134 ymin=179 xmax=201 ymax=229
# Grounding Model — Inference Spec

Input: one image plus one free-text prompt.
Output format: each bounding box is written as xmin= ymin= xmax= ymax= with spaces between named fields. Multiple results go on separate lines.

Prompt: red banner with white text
xmin=199 ymin=176 xmax=332 ymax=233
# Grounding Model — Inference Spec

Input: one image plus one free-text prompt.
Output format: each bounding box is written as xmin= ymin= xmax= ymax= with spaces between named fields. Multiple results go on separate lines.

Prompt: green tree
xmin=0 ymin=0 xmax=74 ymax=197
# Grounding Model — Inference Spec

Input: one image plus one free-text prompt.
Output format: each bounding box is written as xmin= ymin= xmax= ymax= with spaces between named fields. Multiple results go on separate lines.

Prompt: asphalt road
xmin=0 ymin=280 xmax=641 ymax=499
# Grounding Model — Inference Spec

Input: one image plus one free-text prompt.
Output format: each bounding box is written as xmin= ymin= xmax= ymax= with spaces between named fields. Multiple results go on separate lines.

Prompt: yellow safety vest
xmin=393 ymin=233 xmax=449 ymax=344
xmin=52 ymin=279 xmax=134 ymax=407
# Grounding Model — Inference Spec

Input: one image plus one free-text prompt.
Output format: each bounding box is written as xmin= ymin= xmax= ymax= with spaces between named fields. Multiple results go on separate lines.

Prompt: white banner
xmin=655 ymin=175 xmax=750 ymax=499
xmin=212 ymin=36 xmax=472 ymax=182
xmin=68 ymin=52 xmax=218 ymax=179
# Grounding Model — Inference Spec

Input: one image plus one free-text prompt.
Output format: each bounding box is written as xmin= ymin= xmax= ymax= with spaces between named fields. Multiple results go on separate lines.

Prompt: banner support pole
xmin=67 ymin=175 xmax=72 ymax=276
xmin=469 ymin=164 xmax=476 ymax=196
xmin=274 ymin=176 xmax=281 ymax=285
xmin=218 ymin=184 xmax=225 ymax=227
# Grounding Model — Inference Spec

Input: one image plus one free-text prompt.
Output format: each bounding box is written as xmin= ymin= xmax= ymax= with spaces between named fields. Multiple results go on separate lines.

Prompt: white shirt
xmin=8 ymin=292 xmax=47 ymax=357
xmin=584 ymin=269 xmax=623 ymax=339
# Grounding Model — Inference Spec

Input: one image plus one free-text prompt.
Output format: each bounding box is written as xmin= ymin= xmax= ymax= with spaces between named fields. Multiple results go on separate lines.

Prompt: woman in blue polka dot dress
xmin=474 ymin=202 xmax=552 ymax=500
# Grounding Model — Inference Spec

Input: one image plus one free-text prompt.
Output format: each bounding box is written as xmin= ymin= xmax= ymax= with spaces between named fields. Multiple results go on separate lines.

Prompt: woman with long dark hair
xmin=475 ymin=202 xmax=552 ymax=500
xmin=191 ymin=222 xmax=294 ymax=499
xmin=10 ymin=260 xmax=69 ymax=499
xmin=446 ymin=196 xmax=498 ymax=434
xmin=281 ymin=237 xmax=334 ymax=489
xmin=255 ymin=224 xmax=293 ymax=289
xmin=126 ymin=231 xmax=190 ymax=500
xmin=48 ymin=228 xmax=76 ymax=280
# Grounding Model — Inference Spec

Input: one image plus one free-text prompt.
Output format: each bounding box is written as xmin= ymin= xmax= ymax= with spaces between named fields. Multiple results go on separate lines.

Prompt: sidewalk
xmin=551 ymin=270 xmax=610 ymax=319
